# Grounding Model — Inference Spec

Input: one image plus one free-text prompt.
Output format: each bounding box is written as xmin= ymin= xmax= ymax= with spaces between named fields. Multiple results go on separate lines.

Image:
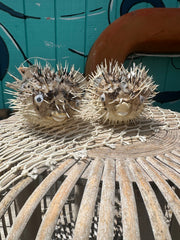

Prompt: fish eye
xmin=121 ymin=80 xmax=127 ymax=87
xmin=121 ymin=80 xmax=129 ymax=93
xmin=100 ymin=93 xmax=106 ymax=102
xmin=34 ymin=94 xmax=44 ymax=104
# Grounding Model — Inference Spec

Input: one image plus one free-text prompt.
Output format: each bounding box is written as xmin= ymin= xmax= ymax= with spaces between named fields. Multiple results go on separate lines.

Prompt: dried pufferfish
xmin=7 ymin=62 xmax=86 ymax=126
xmin=82 ymin=61 xmax=158 ymax=124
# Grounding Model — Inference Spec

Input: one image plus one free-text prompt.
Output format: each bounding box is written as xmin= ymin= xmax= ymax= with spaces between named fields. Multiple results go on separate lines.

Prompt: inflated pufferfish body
xmin=82 ymin=61 xmax=158 ymax=124
xmin=7 ymin=62 xmax=86 ymax=126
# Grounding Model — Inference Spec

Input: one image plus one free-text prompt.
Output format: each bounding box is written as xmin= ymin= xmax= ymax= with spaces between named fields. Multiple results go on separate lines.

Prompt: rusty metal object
xmin=97 ymin=159 xmax=115 ymax=240
xmin=0 ymin=177 xmax=33 ymax=219
xmin=85 ymin=8 xmax=180 ymax=75
xmin=116 ymin=159 xmax=140 ymax=240
xmin=137 ymin=157 xmax=180 ymax=224
xmin=6 ymin=159 xmax=76 ymax=240
xmin=128 ymin=158 xmax=172 ymax=240
xmin=35 ymin=161 xmax=88 ymax=240
xmin=73 ymin=159 xmax=104 ymax=240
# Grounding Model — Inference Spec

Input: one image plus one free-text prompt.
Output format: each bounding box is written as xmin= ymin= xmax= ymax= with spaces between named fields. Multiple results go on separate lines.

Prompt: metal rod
xmin=116 ymin=159 xmax=140 ymax=240
xmin=36 ymin=160 xmax=88 ymax=240
xmin=97 ymin=159 xmax=115 ymax=240
xmin=6 ymin=159 xmax=75 ymax=240
xmin=73 ymin=159 xmax=104 ymax=240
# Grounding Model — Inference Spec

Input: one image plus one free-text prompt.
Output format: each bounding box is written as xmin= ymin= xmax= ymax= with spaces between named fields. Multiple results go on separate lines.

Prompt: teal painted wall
xmin=0 ymin=0 xmax=180 ymax=111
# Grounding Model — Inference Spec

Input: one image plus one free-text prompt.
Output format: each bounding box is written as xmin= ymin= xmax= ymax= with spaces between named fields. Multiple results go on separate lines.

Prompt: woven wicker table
xmin=0 ymin=106 xmax=180 ymax=240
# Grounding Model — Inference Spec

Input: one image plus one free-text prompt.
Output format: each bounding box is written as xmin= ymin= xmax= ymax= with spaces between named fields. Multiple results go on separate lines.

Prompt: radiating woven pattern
xmin=0 ymin=106 xmax=180 ymax=240
xmin=0 ymin=106 xmax=179 ymax=192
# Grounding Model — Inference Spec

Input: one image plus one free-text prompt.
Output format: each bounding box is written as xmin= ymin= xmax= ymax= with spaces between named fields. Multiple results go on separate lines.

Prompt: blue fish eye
xmin=34 ymin=94 xmax=44 ymax=104
xmin=100 ymin=93 xmax=106 ymax=102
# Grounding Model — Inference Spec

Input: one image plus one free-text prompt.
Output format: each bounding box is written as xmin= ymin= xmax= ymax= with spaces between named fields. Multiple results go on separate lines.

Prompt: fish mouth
xmin=50 ymin=111 xmax=67 ymax=122
xmin=116 ymin=102 xmax=131 ymax=117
